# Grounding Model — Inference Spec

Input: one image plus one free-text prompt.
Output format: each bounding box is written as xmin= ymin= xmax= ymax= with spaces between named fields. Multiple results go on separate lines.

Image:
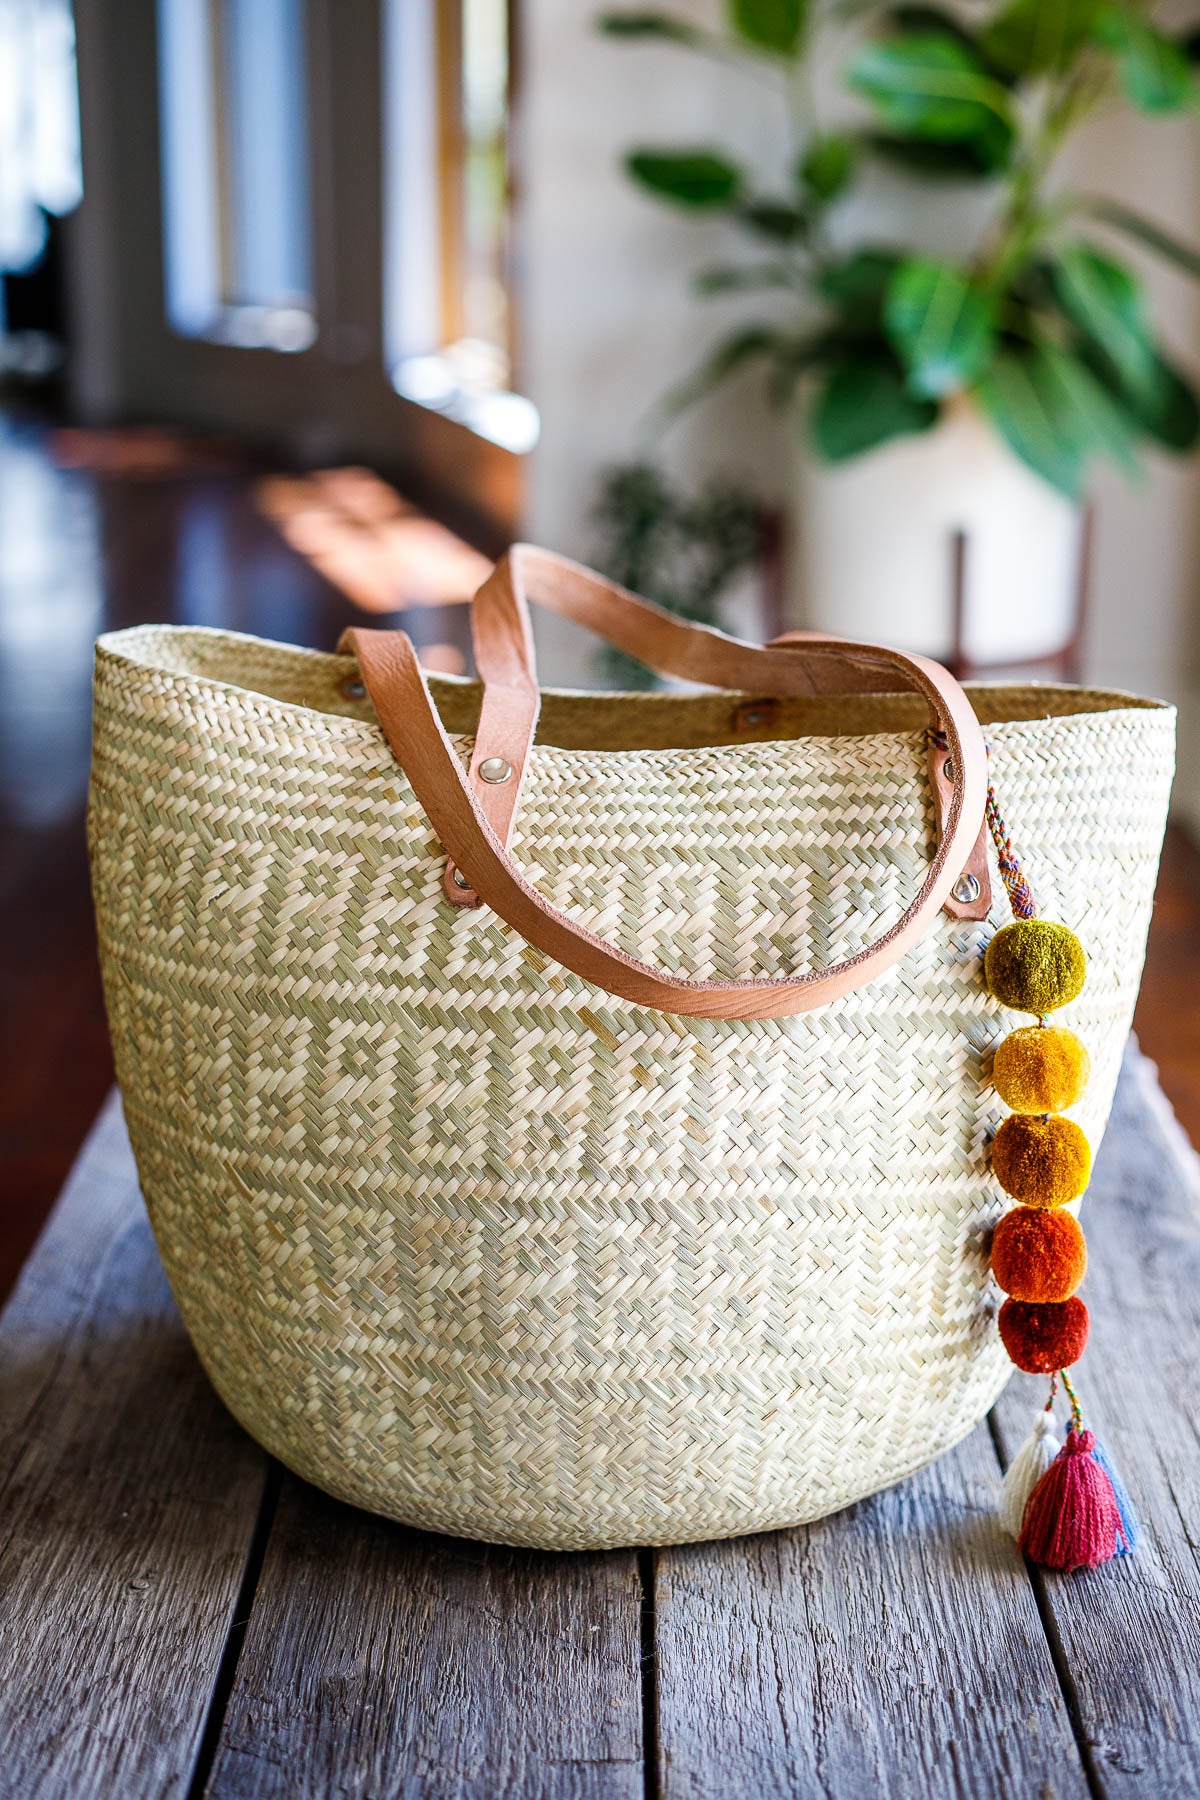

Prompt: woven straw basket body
xmin=89 ymin=577 xmax=1173 ymax=1551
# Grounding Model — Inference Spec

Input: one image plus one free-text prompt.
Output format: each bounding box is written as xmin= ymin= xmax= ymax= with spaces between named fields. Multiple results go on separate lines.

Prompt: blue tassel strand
xmin=1089 ymin=1438 xmax=1139 ymax=1555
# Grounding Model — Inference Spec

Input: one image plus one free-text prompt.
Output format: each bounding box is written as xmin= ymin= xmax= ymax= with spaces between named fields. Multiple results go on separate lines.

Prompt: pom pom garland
xmin=991 ymin=1114 xmax=1092 ymax=1207
xmin=999 ymin=1296 xmax=1090 ymax=1372
xmin=984 ymin=919 xmax=1087 ymax=1014
xmin=932 ymin=744 xmax=1131 ymax=1574
xmin=1018 ymin=1428 xmax=1127 ymax=1571
xmin=993 ymin=1026 xmax=1090 ymax=1114
xmin=991 ymin=1206 xmax=1087 ymax=1302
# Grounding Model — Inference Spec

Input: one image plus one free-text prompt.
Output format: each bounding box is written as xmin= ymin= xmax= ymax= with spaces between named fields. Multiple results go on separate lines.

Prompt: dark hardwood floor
xmin=1 ymin=403 xmax=1197 ymax=1301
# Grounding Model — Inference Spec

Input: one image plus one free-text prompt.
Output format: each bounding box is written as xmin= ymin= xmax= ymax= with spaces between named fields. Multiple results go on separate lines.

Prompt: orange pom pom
xmin=993 ymin=1026 xmax=1090 ymax=1114
xmin=991 ymin=1206 xmax=1087 ymax=1302
xmin=998 ymin=1296 xmax=1089 ymax=1373
xmin=991 ymin=1114 xmax=1091 ymax=1207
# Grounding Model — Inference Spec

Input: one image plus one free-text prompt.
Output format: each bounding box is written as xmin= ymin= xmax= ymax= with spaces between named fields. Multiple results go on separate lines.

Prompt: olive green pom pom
xmin=984 ymin=920 xmax=1086 ymax=1015
xmin=993 ymin=1026 xmax=1090 ymax=1114
xmin=991 ymin=1114 xmax=1092 ymax=1207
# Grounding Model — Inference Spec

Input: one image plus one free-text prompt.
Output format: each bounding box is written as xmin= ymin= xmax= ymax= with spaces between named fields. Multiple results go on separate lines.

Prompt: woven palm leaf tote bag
xmin=88 ymin=545 xmax=1174 ymax=1551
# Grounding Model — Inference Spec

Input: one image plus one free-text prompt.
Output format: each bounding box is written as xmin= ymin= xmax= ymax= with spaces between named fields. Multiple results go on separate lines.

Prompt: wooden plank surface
xmin=652 ymin=1421 xmax=1091 ymax=1800
xmin=9 ymin=1053 xmax=1200 ymax=1800
xmin=993 ymin=1048 xmax=1200 ymax=1799
xmin=0 ymin=1095 xmax=270 ymax=1800
xmin=203 ymin=1477 xmax=645 ymax=1800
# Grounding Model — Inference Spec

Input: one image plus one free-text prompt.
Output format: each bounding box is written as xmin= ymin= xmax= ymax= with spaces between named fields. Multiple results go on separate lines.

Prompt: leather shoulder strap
xmin=445 ymin=546 xmax=989 ymax=914
xmin=341 ymin=556 xmax=990 ymax=1019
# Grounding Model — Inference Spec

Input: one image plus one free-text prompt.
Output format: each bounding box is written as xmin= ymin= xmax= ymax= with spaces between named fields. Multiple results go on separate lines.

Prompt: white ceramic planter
xmin=792 ymin=399 xmax=1082 ymax=664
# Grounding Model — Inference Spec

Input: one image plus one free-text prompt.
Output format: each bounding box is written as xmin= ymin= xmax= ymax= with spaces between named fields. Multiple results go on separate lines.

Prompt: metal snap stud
xmin=942 ymin=756 xmax=956 ymax=783
xmin=340 ymin=677 xmax=366 ymax=700
xmin=479 ymin=757 xmax=512 ymax=784
xmin=953 ymin=873 xmax=981 ymax=904
xmin=451 ymin=868 xmax=473 ymax=890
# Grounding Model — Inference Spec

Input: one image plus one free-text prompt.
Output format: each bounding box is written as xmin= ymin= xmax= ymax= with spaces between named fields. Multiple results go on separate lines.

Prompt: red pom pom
xmin=1018 ymin=1428 xmax=1126 ymax=1570
xmin=998 ymin=1296 xmax=1089 ymax=1373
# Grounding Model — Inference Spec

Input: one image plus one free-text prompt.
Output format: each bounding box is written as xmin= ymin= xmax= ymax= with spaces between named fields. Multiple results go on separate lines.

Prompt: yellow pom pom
xmin=993 ymin=1026 xmax=1090 ymax=1114
xmin=991 ymin=1114 xmax=1091 ymax=1207
xmin=984 ymin=920 xmax=1086 ymax=1015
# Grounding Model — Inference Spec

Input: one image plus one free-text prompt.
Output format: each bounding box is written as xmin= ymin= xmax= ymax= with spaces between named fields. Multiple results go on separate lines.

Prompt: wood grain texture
xmin=993 ymin=1048 xmax=1200 ymax=1799
xmin=203 ymin=1476 xmax=644 ymax=1800
xmin=0 ymin=1095 xmax=269 ymax=1800
xmin=10 ymin=1051 xmax=1200 ymax=1800
xmin=652 ymin=1419 xmax=1090 ymax=1800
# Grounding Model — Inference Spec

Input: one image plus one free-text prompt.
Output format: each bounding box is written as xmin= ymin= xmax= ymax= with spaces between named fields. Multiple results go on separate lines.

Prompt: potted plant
xmin=599 ymin=0 xmax=1200 ymax=661
xmin=591 ymin=462 xmax=765 ymax=686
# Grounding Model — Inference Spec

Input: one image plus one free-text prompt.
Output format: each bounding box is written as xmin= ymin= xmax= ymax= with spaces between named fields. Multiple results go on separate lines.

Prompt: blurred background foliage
xmin=601 ymin=0 xmax=1200 ymax=499
xmin=590 ymin=461 xmax=763 ymax=685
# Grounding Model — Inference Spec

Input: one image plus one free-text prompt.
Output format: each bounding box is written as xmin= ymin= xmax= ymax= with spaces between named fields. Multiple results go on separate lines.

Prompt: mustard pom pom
xmin=993 ymin=1026 xmax=1090 ymax=1114
xmin=984 ymin=920 xmax=1086 ymax=1015
xmin=991 ymin=1114 xmax=1091 ymax=1207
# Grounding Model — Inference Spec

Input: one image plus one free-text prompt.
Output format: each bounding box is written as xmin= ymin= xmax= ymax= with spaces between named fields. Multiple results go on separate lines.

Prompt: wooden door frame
xmin=66 ymin=0 xmax=523 ymax=551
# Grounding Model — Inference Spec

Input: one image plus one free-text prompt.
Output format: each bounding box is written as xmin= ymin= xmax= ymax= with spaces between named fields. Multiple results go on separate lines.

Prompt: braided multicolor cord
xmin=985 ymin=786 xmax=1037 ymax=920
xmin=926 ymin=729 xmax=1036 ymax=920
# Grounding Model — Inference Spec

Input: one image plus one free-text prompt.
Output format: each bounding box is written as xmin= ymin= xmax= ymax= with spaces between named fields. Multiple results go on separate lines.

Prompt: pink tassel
xmin=1018 ymin=1428 xmax=1127 ymax=1571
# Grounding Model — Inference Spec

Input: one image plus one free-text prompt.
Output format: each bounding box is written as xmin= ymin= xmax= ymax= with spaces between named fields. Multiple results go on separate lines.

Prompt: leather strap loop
xmin=341 ymin=546 xmax=990 ymax=1020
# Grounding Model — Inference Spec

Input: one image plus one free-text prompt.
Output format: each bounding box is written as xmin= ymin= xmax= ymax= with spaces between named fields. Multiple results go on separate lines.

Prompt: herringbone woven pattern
xmin=88 ymin=626 xmax=1174 ymax=1548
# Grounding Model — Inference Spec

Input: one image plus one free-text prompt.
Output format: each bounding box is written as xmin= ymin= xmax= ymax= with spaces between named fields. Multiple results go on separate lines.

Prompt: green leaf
xmin=883 ymin=258 xmax=995 ymax=398
xmin=1048 ymin=242 xmax=1159 ymax=399
xmin=597 ymin=10 xmax=703 ymax=42
xmin=887 ymin=7 xmax=986 ymax=49
xmin=976 ymin=347 xmax=1085 ymax=496
xmin=727 ymin=0 xmax=805 ymax=54
xmin=818 ymin=249 xmax=902 ymax=314
xmin=867 ymin=131 xmax=1008 ymax=176
xmin=625 ymin=149 xmax=744 ymax=208
xmin=693 ymin=261 xmax=800 ymax=295
xmin=1089 ymin=345 xmax=1200 ymax=450
xmin=809 ymin=360 xmax=938 ymax=460
xmin=740 ymin=199 xmax=808 ymax=240
xmin=1094 ymin=5 xmax=1196 ymax=113
xmin=848 ymin=33 xmax=1016 ymax=162
xmin=1039 ymin=344 xmax=1142 ymax=476
xmin=974 ymin=339 xmax=1139 ymax=492
xmin=886 ymin=6 xmax=1022 ymax=81
xmin=1081 ymin=198 xmax=1200 ymax=279
xmin=658 ymin=327 xmax=785 ymax=417
xmin=799 ymin=135 xmax=858 ymax=201
xmin=982 ymin=0 xmax=1103 ymax=76
xmin=1134 ymin=356 xmax=1200 ymax=450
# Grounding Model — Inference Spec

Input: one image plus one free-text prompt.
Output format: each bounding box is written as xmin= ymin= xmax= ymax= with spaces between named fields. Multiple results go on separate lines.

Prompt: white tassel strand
xmin=1000 ymin=1408 xmax=1061 ymax=1539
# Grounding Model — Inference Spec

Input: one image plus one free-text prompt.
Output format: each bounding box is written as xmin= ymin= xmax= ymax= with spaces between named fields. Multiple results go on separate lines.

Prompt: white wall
xmin=1062 ymin=103 xmax=1200 ymax=833
xmin=518 ymin=0 xmax=1200 ymax=826
xmin=518 ymin=0 xmax=795 ymax=680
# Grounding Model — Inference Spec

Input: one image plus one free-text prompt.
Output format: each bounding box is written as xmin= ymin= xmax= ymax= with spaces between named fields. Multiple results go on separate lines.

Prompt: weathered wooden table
xmin=2 ymin=1048 xmax=1199 ymax=1799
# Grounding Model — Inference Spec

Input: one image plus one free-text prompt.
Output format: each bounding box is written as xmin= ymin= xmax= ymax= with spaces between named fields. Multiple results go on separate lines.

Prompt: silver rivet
xmin=478 ymin=756 xmax=512 ymax=784
xmin=341 ymin=678 xmax=366 ymax=700
xmin=451 ymin=868 xmax=472 ymax=890
xmin=953 ymin=873 xmax=981 ymax=904
xmin=942 ymin=756 xmax=956 ymax=783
